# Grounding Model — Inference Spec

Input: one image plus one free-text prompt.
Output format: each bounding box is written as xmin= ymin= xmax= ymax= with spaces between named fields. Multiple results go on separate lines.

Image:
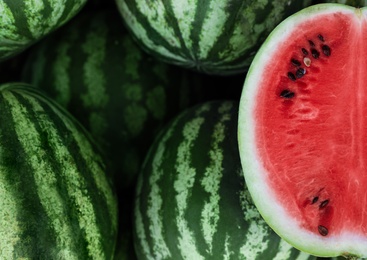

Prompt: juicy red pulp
xmin=255 ymin=11 xmax=367 ymax=237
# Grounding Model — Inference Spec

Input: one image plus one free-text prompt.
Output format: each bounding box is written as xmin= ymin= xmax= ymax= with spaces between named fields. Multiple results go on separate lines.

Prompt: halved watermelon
xmin=238 ymin=3 xmax=367 ymax=258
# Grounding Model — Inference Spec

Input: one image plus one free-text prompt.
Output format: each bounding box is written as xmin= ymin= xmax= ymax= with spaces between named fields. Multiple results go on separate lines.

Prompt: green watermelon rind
xmin=238 ymin=3 xmax=365 ymax=258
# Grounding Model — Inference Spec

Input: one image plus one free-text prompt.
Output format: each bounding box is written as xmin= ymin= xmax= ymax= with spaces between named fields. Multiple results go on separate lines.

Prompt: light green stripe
xmin=0 ymin=146 xmax=21 ymax=256
xmin=116 ymin=1 xmax=186 ymax=62
xmin=24 ymin=0 xmax=45 ymax=39
xmin=81 ymin=18 xmax=109 ymax=138
xmin=223 ymin=234 xmax=233 ymax=260
xmin=198 ymin=0 xmax=229 ymax=60
xmin=273 ymin=239 xmax=296 ymax=260
xmin=171 ymin=0 xmax=196 ymax=57
xmin=47 ymin=0 xmax=67 ymax=30
xmin=5 ymin=92 xmax=79 ymax=259
xmin=296 ymin=252 xmax=314 ymax=260
xmin=0 ymin=2 xmax=26 ymax=42
xmin=239 ymin=189 xmax=269 ymax=258
xmin=200 ymin=102 xmax=232 ymax=253
xmin=52 ymin=38 xmax=72 ymax=107
xmin=174 ymin=110 xmax=207 ymax=259
xmin=135 ymin=1 xmax=180 ymax=48
xmin=81 ymin=19 xmax=109 ymax=108
xmin=239 ymin=221 xmax=269 ymax=258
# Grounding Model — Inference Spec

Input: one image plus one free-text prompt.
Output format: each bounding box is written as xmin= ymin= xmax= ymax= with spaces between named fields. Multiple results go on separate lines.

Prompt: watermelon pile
xmin=0 ymin=0 xmax=365 ymax=259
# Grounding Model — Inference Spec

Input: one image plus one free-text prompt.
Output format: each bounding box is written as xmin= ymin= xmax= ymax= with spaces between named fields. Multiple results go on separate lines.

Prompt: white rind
xmin=238 ymin=3 xmax=367 ymax=258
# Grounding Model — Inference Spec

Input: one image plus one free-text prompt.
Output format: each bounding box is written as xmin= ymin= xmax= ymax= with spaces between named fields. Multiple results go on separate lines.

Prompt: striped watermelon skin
xmin=0 ymin=83 xmax=118 ymax=259
xmin=21 ymin=9 xmax=204 ymax=189
xmin=133 ymin=100 xmax=320 ymax=260
xmin=0 ymin=0 xmax=86 ymax=61
xmin=115 ymin=0 xmax=312 ymax=75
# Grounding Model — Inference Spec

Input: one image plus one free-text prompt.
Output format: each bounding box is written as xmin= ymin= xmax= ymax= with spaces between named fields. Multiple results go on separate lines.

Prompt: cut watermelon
xmin=238 ymin=3 xmax=367 ymax=258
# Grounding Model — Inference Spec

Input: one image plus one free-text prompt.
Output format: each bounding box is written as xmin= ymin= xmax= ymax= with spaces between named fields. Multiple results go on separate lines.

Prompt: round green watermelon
xmin=0 ymin=0 xmax=87 ymax=62
xmin=115 ymin=0 xmax=312 ymax=75
xmin=0 ymin=82 xmax=117 ymax=259
xmin=238 ymin=3 xmax=367 ymax=258
xmin=133 ymin=100 xmax=324 ymax=259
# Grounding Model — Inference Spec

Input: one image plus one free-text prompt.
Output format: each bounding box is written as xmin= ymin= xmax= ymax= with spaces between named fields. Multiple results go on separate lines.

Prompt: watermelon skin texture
xmin=115 ymin=0 xmax=312 ymax=75
xmin=133 ymin=100 xmax=320 ymax=260
xmin=0 ymin=0 xmax=86 ymax=61
xmin=0 ymin=83 xmax=118 ymax=259
xmin=21 ymin=9 xmax=204 ymax=189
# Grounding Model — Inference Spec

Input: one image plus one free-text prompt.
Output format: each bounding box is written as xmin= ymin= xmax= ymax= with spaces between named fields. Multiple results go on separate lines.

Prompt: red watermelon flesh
xmin=238 ymin=3 xmax=367 ymax=258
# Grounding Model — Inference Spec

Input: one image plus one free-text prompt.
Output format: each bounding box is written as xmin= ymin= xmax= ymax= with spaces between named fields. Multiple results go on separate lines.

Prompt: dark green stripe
xmin=123 ymin=1 xmax=184 ymax=58
xmin=161 ymin=0 xmax=192 ymax=58
xmin=185 ymin=106 xmax=215 ymax=257
xmin=189 ymin=0 xmax=212 ymax=61
xmin=205 ymin=1 xmax=248 ymax=62
xmin=3 ymin=0 xmax=33 ymax=39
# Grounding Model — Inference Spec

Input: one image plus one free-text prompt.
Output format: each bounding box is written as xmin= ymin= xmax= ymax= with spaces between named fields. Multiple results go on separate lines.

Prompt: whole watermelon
xmin=133 ymin=100 xmax=322 ymax=259
xmin=0 ymin=0 xmax=87 ymax=61
xmin=115 ymin=0 xmax=312 ymax=75
xmin=0 ymin=82 xmax=117 ymax=259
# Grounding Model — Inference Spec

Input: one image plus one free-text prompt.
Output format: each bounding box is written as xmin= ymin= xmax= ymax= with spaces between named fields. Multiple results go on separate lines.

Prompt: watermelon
xmin=238 ymin=3 xmax=367 ymax=258
xmin=21 ymin=9 xmax=204 ymax=189
xmin=0 ymin=0 xmax=87 ymax=61
xmin=0 ymin=82 xmax=117 ymax=259
xmin=115 ymin=0 xmax=312 ymax=75
xmin=134 ymin=100 xmax=323 ymax=259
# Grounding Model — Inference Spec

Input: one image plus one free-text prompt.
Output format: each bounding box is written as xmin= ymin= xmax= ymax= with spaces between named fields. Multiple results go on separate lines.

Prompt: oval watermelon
xmin=21 ymin=9 xmax=204 ymax=189
xmin=238 ymin=3 xmax=367 ymax=258
xmin=0 ymin=0 xmax=87 ymax=62
xmin=134 ymin=100 xmax=322 ymax=260
xmin=115 ymin=0 xmax=312 ymax=75
xmin=0 ymin=82 xmax=117 ymax=259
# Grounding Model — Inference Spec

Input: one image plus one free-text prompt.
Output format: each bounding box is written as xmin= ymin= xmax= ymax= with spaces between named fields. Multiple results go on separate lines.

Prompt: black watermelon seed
xmin=319 ymin=199 xmax=329 ymax=209
xmin=322 ymin=45 xmax=331 ymax=56
xmin=311 ymin=197 xmax=319 ymax=204
xmin=287 ymin=72 xmax=296 ymax=81
xmin=318 ymin=34 xmax=325 ymax=42
xmin=291 ymin=59 xmax=301 ymax=67
xmin=302 ymin=48 xmax=308 ymax=55
xmin=311 ymin=49 xmax=320 ymax=59
xmin=309 ymin=40 xmax=315 ymax=47
xmin=280 ymin=89 xmax=295 ymax=99
xmin=295 ymin=68 xmax=306 ymax=78
xmin=318 ymin=225 xmax=328 ymax=236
